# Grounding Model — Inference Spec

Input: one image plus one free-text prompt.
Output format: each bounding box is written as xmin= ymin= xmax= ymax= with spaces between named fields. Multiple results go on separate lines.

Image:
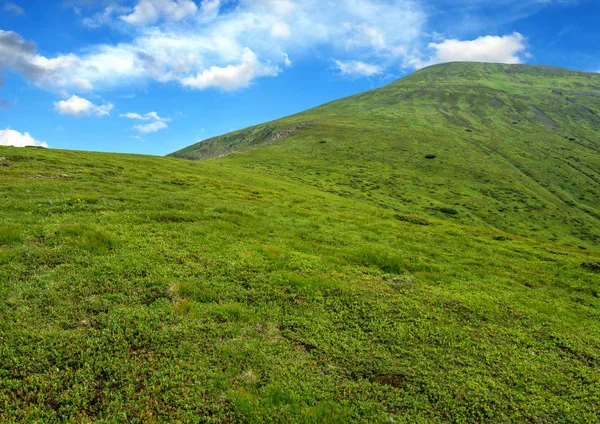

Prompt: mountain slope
xmin=1 ymin=146 xmax=599 ymax=422
xmin=2 ymin=64 xmax=600 ymax=422
xmin=171 ymin=62 xmax=600 ymax=249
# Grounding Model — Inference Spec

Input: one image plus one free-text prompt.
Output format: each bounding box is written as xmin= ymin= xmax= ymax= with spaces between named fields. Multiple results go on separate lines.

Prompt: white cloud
xmin=121 ymin=0 xmax=198 ymax=25
xmin=181 ymin=48 xmax=279 ymax=91
xmin=200 ymin=0 xmax=220 ymax=20
xmin=201 ymin=0 xmax=219 ymax=11
xmin=82 ymin=5 xmax=129 ymax=28
xmin=120 ymin=111 xmax=168 ymax=121
xmin=0 ymin=1 xmax=427 ymax=91
xmin=3 ymin=3 xmax=534 ymax=91
xmin=3 ymin=2 xmax=24 ymax=16
xmin=271 ymin=21 xmax=291 ymax=38
xmin=416 ymin=32 xmax=527 ymax=68
xmin=0 ymin=30 xmax=96 ymax=90
xmin=0 ymin=128 xmax=47 ymax=147
xmin=54 ymin=95 xmax=113 ymax=117
xmin=343 ymin=24 xmax=387 ymax=51
xmin=134 ymin=121 xmax=168 ymax=133
xmin=335 ymin=60 xmax=382 ymax=77
xmin=120 ymin=110 xmax=170 ymax=133
xmin=119 ymin=112 xmax=146 ymax=120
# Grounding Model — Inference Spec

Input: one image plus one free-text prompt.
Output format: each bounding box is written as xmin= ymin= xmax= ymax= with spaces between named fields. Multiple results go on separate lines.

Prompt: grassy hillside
xmin=1 ymin=145 xmax=599 ymax=422
xmin=1 ymin=62 xmax=600 ymax=422
xmin=171 ymin=62 xmax=600 ymax=250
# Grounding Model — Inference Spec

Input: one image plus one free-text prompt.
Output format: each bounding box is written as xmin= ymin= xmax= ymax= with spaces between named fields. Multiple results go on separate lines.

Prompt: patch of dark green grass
xmin=0 ymin=227 xmax=22 ymax=245
xmin=351 ymin=246 xmax=405 ymax=274
xmin=438 ymin=207 xmax=459 ymax=215
xmin=394 ymin=213 xmax=431 ymax=225
xmin=59 ymin=223 xmax=119 ymax=254
xmin=146 ymin=211 xmax=198 ymax=223
xmin=582 ymin=261 xmax=600 ymax=272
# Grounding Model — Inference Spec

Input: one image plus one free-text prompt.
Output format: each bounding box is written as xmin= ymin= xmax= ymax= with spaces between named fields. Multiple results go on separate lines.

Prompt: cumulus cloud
xmin=414 ymin=33 xmax=527 ymax=68
xmin=3 ymin=2 xmax=24 ymax=16
xmin=134 ymin=121 xmax=168 ymax=133
xmin=271 ymin=21 xmax=291 ymax=38
xmin=0 ymin=30 xmax=93 ymax=90
xmin=343 ymin=24 xmax=387 ymax=51
xmin=200 ymin=0 xmax=221 ymax=18
xmin=120 ymin=111 xmax=170 ymax=133
xmin=335 ymin=60 xmax=382 ymax=77
xmin=119 ymin=112 xmax=146 ymax=120
xmin=121 ymin=0 xmax=198 ymax=25
xmin=82 ymin=5 xmax=129 ymax=28
xmin=181 ymin=48 xmax=279 ymax=91
xmin=0 ymin=2 xmax=533 ymax=92
xmin=54 ymin=95 xmax=113 ymax=117
xmin=0 ymin=1 xmax=427 ymax=91
xmin=0 ymin=128 xmax=47 ymax=147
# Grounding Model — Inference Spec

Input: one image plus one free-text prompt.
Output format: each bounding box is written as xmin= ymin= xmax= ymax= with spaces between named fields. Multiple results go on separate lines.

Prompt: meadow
xmin=1 ymin=145 xmax=599 ymax=422
xmin=173 ymin=63 xmax=600 ymax=249
xmin=1 ymin=62 xmax=600 ymax=422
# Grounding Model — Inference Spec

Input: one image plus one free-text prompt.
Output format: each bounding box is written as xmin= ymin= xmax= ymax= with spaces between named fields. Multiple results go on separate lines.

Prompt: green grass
xmin=1 ymin=62 xmax=599 ymax=422
xmin=172 ymin=62 xmax=600 ymax=250
xmin=1 ymin=145 xmax=599 ymax=423
xmin=0 ymin=227 xmax=22 ymax=245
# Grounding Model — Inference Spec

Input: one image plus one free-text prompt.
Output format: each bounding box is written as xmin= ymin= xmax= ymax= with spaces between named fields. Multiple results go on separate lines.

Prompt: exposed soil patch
xmin=528 ymin=105 xmax=561 ymax=131
xmin=268 ymin=123 xmax=308 ymax=142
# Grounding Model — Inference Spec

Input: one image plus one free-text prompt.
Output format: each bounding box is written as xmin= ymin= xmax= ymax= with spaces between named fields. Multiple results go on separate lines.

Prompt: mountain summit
xmin=171 ymin=62 xmax=600 ymax=248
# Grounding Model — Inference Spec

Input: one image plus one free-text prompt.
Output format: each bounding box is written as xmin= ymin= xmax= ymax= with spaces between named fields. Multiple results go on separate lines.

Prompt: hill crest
xmin=170 ymin=62 xmax=600 ymax=249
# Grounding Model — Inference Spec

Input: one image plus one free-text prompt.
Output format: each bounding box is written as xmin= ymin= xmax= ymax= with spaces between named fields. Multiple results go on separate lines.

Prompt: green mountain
xmin=171 ymin=62 xmax=600 ymax=249
xmin=1 ymin=63 xmax=599 ymax=423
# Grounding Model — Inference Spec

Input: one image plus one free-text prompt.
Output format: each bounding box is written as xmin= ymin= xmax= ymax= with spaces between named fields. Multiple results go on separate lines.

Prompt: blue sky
xmin=1 ymin=0 xmax=599 ymax=155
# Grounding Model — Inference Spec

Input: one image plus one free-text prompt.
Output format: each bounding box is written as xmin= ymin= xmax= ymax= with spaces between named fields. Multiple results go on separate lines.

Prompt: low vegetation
xmin=1 ymin=145 xmax=599 ymax=422
xmin=172 ymin=62 xmax=600 ymax=249
xmin=1 ymin=62 xmax=599 ymax=422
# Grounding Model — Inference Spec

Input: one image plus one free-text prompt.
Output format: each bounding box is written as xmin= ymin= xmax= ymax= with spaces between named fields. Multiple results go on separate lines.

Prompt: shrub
xmin=425 ymin=154 xmax=437 ymax=159
xmin=438 ymin=207 xmax=458 ymax=215
xmin=581 ymin=262 xmax=600 ymax=272
xmin=493 ymin=235 xmax=512 ymax=241
xmin=148 ymin=212 xmax=197 ymax=223
xmin=170 ymin=177 xmax=190 ymax=186
xmin=394 ymin=214 xmax=431 ymax=226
